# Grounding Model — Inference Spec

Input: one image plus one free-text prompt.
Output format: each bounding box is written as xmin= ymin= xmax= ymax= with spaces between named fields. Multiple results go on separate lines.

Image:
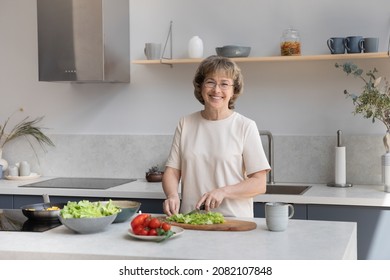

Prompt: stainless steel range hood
xmin=37 ymin=0 xmax=130 ymax=83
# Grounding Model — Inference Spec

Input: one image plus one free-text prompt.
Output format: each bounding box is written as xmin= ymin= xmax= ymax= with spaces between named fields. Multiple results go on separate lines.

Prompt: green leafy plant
xmin=335 ymin=62 xmax=390 ymax=131
xmin=0 ymin=108 xmax=54 ymax=150
xmin=146 ymin=165 xmax=164 ymax=175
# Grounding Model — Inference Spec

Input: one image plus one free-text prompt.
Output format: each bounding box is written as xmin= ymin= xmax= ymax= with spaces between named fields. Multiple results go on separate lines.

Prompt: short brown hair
xmin=193 ymin=55 xmax=243 ymax=109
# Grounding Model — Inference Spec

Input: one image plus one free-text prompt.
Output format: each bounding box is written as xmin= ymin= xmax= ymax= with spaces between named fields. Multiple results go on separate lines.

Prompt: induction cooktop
xmin=19 ymin=177 xmax=137 ymax=189
xmin=0 ymin=209 xmax=61 ymax=232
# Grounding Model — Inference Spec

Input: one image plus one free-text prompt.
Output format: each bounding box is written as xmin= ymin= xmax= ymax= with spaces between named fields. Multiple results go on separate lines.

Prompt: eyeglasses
xmin=203 ymin=81 xmax=234 ymax=90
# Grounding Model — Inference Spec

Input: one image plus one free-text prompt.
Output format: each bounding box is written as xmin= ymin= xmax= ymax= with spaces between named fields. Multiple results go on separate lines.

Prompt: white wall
xmin=1 ymin=0 xmax=390 ymax=136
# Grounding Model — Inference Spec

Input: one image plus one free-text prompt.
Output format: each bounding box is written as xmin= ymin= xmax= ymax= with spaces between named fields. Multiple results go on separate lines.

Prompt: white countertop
xmin=1 ymin=177 xmax=390 ymax=208
xmin=0 ymin=217 xmax=357 ymax=260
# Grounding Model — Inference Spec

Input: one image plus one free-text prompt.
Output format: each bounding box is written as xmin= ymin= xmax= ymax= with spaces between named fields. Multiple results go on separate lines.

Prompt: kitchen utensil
xmin=20 ymin=194 xmax=65 ymax=221
xmin=215 ymin=45 xmax=251 ymax=57
xmin=185 ymin=203 xmax=206 ymax=215
xmin=166 ymin=218 xmax=257 ymax=231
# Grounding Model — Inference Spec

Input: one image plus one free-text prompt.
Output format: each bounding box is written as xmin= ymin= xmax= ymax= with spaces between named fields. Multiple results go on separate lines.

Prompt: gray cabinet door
xmin=0 ymin=195 xmax=13 ymax=209
xmin=308 ymin=204 xmax=390 ymax=260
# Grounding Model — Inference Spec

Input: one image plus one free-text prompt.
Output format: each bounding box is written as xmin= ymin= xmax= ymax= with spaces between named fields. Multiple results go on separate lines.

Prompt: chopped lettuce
xmin=167 ymin=211 xmax=225 ymax=225
xmin=60 ymin=200 xmax=121 ymax=219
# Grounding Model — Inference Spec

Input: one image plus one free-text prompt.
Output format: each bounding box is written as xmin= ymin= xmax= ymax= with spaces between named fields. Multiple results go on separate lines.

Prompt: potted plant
xmin=145 ymin=165 xmax=164 ymax=182
xmin=335 ymin=62 xmax=390 ymax=149
xmin=0 ymin=108 xmax=54 ymax=172
xmin=335 ymin=62 xmax=390 ymax=191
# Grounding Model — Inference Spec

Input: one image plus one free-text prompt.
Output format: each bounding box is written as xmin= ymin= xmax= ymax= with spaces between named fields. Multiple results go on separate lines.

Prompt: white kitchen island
xmin=0 ymin=217 xmax=356 ymax=260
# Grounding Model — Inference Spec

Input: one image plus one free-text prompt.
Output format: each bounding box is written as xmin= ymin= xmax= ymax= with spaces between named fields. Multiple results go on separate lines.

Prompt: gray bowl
xmin=59 ymin=214 xmax=117 ymax=234
xmin=110 ymin=200 xmax=141 ymax=223
xmin=215 ymin=45 xmax=251 ymax=57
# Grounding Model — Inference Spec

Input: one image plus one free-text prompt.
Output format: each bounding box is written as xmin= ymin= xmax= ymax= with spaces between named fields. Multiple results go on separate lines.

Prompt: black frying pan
xmin=20 ymin=195 xmax=66 ymax=221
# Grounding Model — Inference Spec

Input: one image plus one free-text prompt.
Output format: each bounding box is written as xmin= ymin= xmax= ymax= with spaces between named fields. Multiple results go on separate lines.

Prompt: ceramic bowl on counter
xmin=110 ymin=200 xmax=141 ymax=223
xmin=59 ymin=214 xmax=117 ymax=234
xmin=215 ymin=45 xmax=251 ymax=57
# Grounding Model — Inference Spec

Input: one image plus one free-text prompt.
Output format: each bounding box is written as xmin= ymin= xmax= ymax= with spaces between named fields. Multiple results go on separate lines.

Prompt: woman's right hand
xmin=162 ymin=166 xmax=181 ymax=216
xmin=163 ymin=195 xmax=180 ymax=216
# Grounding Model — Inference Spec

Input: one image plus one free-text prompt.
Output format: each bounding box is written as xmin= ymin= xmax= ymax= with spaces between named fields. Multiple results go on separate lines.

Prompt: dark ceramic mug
xmin=344 ymin=36 xmax=363 ymax=53
xmin=362 ymin=37 xmax=379 ymax=53
xmin=327 ymin=37 xmax=345 ymax=54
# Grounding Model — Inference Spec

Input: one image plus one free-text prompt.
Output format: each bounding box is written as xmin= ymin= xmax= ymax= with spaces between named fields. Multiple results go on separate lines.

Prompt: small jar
xmin=280 ymin=28 xmax=301 ymax=56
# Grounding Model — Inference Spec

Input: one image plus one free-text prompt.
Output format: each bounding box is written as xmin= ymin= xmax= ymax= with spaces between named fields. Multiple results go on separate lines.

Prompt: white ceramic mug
xmin=19 ymin=161 xmax=31 ymax=176
xmin=265 ymin=202 xmax=294 ymax=232
xmin=144 ymin=43 xmax=161 ymax=60
xmin=7 ymin=165 xmax=19 ymax=177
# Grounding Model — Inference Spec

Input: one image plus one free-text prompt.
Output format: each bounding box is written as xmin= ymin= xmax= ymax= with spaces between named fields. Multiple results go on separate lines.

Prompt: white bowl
xmin=59 ymin=214 xmax=117 ymax=234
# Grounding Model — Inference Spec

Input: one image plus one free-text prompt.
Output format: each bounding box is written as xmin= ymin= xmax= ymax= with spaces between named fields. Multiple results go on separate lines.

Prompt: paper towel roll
xmin=335 ymin=146 xmax=346 ymax=185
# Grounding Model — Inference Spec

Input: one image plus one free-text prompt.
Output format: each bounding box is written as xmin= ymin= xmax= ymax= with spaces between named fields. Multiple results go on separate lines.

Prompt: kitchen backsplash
xmin=2 ymin=134 xmax=384 ymax=185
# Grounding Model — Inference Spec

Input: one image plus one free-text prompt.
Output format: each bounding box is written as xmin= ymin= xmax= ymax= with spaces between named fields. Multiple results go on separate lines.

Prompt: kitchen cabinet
xmin=120 ymin=198 xmax=164 ymax=214
xmin=132 ymin=52 xmax=390 ymax=65
xmin=0 ymin=195 xmax=12 ymax=209
xmin=307 ymin=204 xmax=390 ymax=260
xmin=254 ymin=202 xmax=307 ymax=219
xmin=10 ymin=194 xmax=164 ymax=215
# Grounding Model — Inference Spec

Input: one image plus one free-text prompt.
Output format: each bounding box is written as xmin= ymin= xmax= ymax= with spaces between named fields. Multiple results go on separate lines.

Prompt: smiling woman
xmin=162 ymin=55 xmax=271 ymax=218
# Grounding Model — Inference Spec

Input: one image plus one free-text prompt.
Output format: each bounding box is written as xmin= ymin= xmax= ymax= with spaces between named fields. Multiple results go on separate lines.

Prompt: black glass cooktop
xmin=0 ymin=209 xmax=61 ymax=232
xmin=19 ymin=177 xmax=136 ymax=189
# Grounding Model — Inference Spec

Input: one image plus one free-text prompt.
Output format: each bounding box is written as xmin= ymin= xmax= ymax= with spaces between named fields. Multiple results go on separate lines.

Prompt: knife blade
xmin=185 ymin=203 xmax=206 ymax=215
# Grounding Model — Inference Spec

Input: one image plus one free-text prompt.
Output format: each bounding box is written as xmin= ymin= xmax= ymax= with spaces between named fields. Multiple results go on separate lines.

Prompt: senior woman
xmin=162 ymin=55 xmax=270 ymax=218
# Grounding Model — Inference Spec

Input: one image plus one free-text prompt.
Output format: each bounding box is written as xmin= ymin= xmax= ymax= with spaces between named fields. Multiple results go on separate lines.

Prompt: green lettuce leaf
xmin=60 ymin=200 xmax=121 ymax=219
xmin=167 ymin=212 xmax=225 ymax=225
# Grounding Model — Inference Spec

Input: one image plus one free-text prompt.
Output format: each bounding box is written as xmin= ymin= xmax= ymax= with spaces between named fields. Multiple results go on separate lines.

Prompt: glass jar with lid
xmin=280 ymin=28 xmax=301 ymax=56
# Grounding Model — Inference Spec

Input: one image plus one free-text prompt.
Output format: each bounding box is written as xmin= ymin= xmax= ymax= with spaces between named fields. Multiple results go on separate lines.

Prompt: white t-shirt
xmin=165 ymin=111 xmax=270 ymax=217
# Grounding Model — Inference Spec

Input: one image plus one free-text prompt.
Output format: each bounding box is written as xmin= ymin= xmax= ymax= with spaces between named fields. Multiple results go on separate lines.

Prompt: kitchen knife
xmin=185 ymin=203 xmax=206 ymax=215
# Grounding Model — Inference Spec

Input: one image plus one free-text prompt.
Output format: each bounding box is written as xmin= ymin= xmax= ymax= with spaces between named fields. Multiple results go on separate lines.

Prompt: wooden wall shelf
xmin=132 ymin=52 xmax=390 ymax=65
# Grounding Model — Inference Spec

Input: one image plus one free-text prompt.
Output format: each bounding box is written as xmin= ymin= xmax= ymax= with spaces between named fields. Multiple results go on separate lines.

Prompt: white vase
xmin=0 ymin=148 xmax=8 ymax=173
xmin=188 ymin=36 xmax=203 ymax=58
xmin=382 ymin=153 xmax=390 ymax=192
xmin=383 ymin=131 xmax=390 ymax=192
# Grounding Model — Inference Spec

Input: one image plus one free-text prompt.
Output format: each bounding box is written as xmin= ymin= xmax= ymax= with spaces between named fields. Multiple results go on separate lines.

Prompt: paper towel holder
xmin=327 ymin=130 xmax=353 ymax=188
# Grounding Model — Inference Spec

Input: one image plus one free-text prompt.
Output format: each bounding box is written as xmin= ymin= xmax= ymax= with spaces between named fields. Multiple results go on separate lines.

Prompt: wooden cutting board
xmin=166 ymin=219 xmax=257 ymax=231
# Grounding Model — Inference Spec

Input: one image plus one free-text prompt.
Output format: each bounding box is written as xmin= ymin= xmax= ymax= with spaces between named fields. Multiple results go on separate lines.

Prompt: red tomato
xmin=133 ymin=225 xmax=149 ymax=236
xmin=143 ymin=216 xmax=151 ymax=228
xmin=161 ymin=222 xmax=171 ymax=231
xmin=148 ymin=228 xmax=158 ymax=236
xmin=148 ymin=217 xmax=161 ymax=229
xmin=131 ymin=214 xmax=150 ymax=230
